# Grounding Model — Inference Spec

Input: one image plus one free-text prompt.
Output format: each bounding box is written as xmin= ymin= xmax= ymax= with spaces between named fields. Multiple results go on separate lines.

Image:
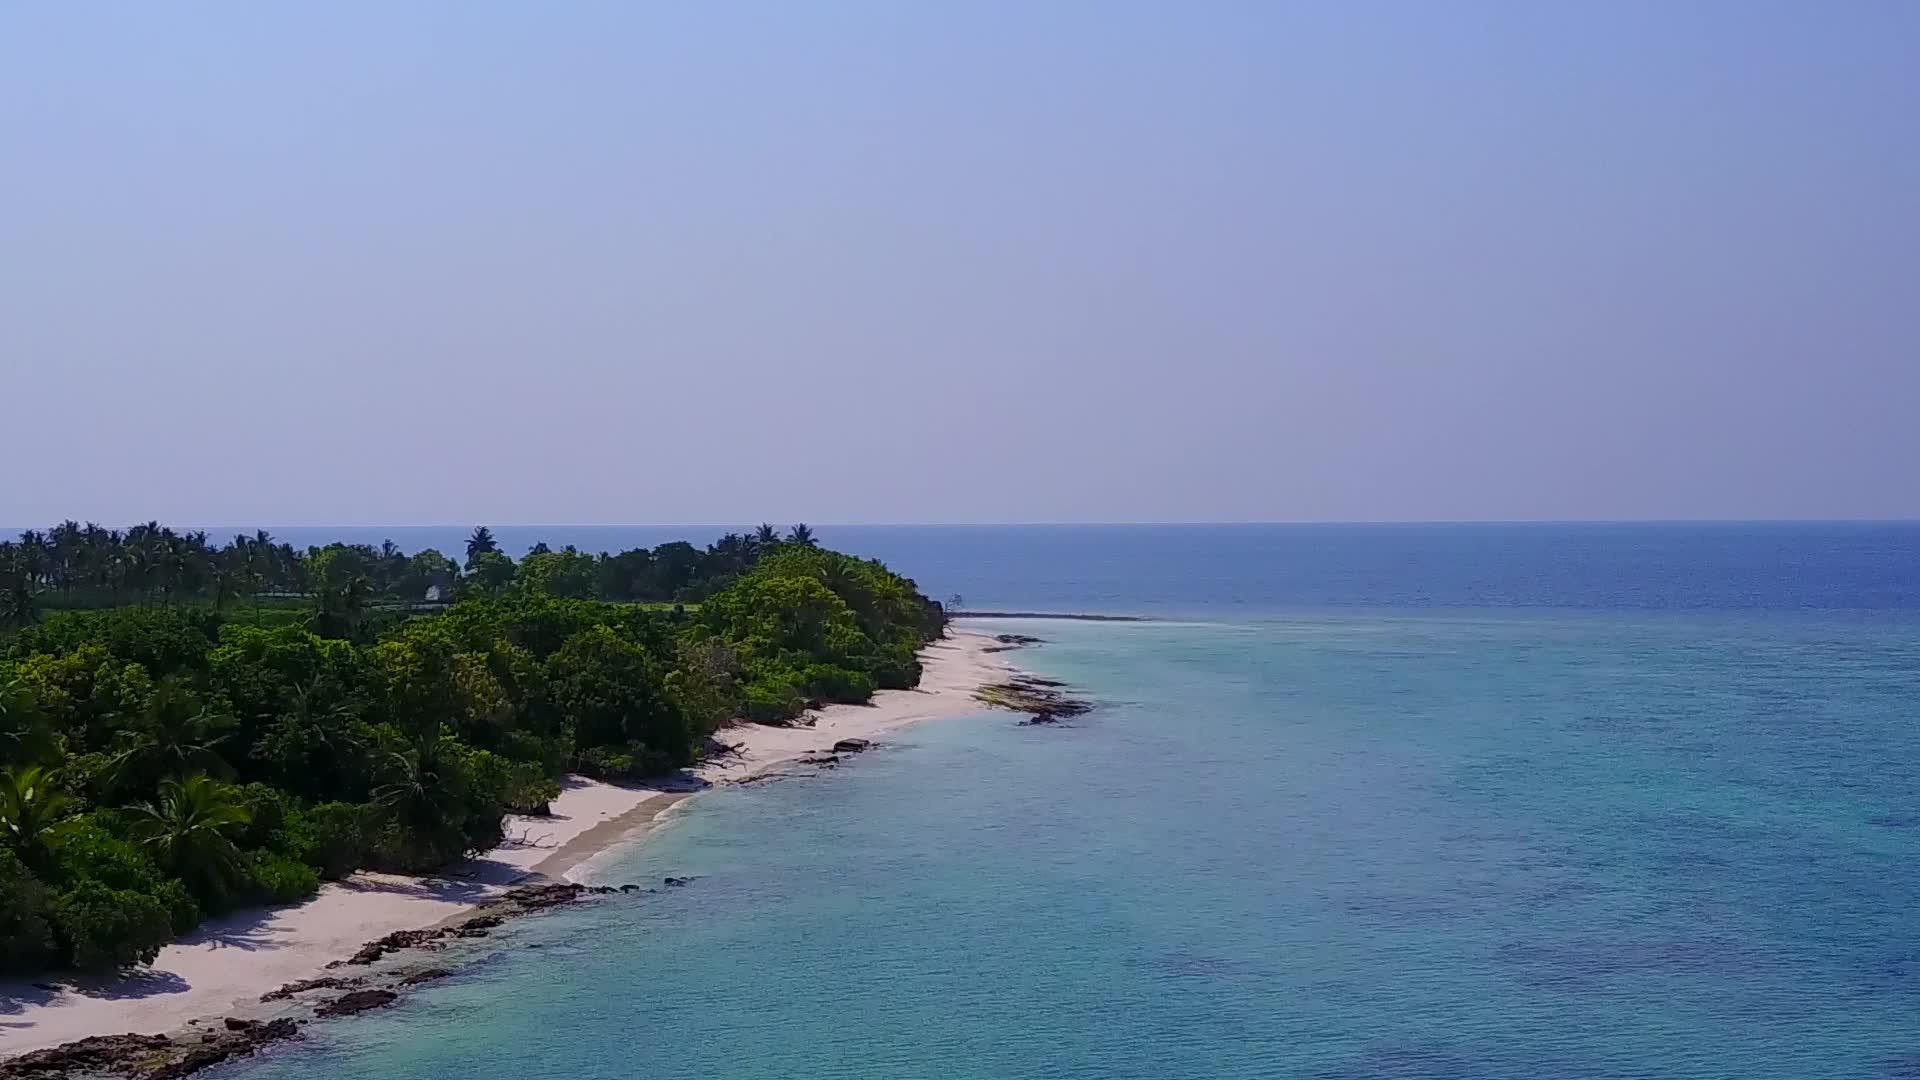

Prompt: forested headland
xmin=0 ymin=523 xmax=944 ymax=976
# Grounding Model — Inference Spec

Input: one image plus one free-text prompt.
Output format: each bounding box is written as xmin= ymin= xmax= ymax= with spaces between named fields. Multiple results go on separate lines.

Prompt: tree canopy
xmin=0 ymin=522 xmax=858 ymax=635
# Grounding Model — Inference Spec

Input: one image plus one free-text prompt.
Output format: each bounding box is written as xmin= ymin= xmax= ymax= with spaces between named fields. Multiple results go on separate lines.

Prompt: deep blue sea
xmin=209 ymin=524 xmax=1920 ymax=1079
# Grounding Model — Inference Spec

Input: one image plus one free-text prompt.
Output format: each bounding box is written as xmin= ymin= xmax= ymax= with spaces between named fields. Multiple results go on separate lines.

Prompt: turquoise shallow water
xmin=216 ymin=598 xmax=1920 ymax=1079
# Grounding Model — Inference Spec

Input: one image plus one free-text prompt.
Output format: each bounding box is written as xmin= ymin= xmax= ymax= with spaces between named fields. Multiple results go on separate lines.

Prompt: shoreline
xmin=955 ymin=611 xmax=1148 ymax=622
xmin=0 ymin=629 xmax=1019 ymax=1060
xmin=532 ymin=791 xmax=690 ymax=883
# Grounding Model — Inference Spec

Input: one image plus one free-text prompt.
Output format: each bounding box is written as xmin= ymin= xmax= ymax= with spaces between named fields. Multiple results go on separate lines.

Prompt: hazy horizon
xmin=8 ymin=518 xmax=1920 ymax=533
xmin=5 ymin=2 xmax=1916 ymax=525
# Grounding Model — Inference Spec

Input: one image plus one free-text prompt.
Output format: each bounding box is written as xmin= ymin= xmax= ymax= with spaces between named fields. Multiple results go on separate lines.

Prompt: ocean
xmin=211 ymin=523 xmax=1920 ymax=1079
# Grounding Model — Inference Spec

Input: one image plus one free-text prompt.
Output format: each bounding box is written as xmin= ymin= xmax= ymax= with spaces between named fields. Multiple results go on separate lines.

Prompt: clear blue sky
xmin=3 ymin=1 xmax=1915 ymax=525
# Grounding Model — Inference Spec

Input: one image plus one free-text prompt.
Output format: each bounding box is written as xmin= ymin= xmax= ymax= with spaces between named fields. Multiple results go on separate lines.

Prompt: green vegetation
xmin=0 ymin=523 xmax=944 ymax=975
xmin=0 ymin=520 xmax=828 ymax=636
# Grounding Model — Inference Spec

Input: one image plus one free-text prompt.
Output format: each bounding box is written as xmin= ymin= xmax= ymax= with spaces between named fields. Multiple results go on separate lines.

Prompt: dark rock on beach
xmin=451 ymin=914 xmax=502 ymax=938
xmin=339 ymin=928 xmax=441 ymax=966
xmin=831 ymin=738 xmax=871 ymax=753
xmin=261 ymin=975 xmax=364 ymax=1002
xmin=0 ymin=1033 xmax=173 ymax=1079
xmin=317 ymin=881 xmax=615 ymax=968
xmin=154 ymin=1020 xmax=297 ymax=1080
xmin=314 ymin=988 xmax=399 ymax=1018
xmin=2 ymin=878 xmax=643 ymax=1079
xmin=506 ymin=882 xmax=594 ymax=911
xmin=0 ymin=1019 xmax=300 ymax=1080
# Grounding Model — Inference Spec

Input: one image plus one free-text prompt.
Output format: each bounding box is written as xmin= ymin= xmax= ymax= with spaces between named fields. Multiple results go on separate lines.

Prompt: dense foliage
xmin=0 ymin=526 xmax=944 ymax=974
xmin=0 ymin=521 xmax=839 ymax=633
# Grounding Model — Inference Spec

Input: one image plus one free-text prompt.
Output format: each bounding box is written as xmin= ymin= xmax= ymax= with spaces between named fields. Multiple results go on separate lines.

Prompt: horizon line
xmin=7 ymin=517 xmax=1920 ymax=530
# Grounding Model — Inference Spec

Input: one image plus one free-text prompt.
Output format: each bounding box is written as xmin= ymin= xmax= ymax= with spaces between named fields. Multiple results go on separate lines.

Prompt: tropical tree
xmin=16 ymin=531 xmax=49 ymax=594
xmin=0 ymin=765 xmax=77 ymax=866
xmin=47 ymin=521 xmax=82 ymax=602
xmin=306 ymin=547 xmax=374 ymax=640
xmin=374 ymin=737 xmax=460 ymax=829
xmin=785 ymin=523 xmax=817 ymax=547
xmin=0 ymin=846 xmax=54 ymax=971
xmin=125 ymin=774 xmax=251 ymax=906
xmin=0 ymin=546 xmax=36 ymax=628
xmin=310 ymin=574 xmax=371 ymax=641
xmin=753 ymin=523 xmax=781 ymax=550
xmin=106 ymin=679 xmax=235 ymax=792
xmin=466 ymin=526 xmax=500 ymax=569
xmin=372 ymin=735 xmax=482 ymax=866
xmin=463 ymin=551 xmax=517 ymax=597
xmin=251 ymin=680 xmax=370 ymax=799
xmin=516 ymin=548 xmax=598 ymax=599
xmin=399 ymin=549 xmax=458 ymax=601
xmin=650 ymin=541 xmax=705 ymax=598
xmin=546 ymin=626 xmax=691 ymax=772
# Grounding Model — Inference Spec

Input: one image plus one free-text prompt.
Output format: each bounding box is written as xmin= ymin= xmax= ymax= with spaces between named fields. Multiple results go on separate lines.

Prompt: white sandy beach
xmin=0 ymin=629 xmax=1013 ymax=1056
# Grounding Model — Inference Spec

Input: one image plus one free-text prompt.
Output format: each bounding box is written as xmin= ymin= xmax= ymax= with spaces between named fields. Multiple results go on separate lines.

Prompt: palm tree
xmin=124 ymin=522 xmax=161 ymax=605
xmin=279 ymin=542 xmax=304 ymax=593
xmin=99 ymin=527 xmax=131 ymax=605
xmin=242 ymin=530 xmax=275 ymax=599
xmin=126 ymin=774 xmax=251 ymax=903
xmin=0 ymin=765 xmax=76 ymax=866
xmin=710 ymin=533 xmax=752 ymax=575
xmin=77 ymin=523 xmax=111 ymax=603
xmin=166 ymin=530 xmax=209 ymax=603
xmin=309 ymin=572 xmax=371 ymax=641
xmin=287 ymin=679 xmax=362 ymax=754
xmin=249 ymin=680 xmax=367 ymax=799
xmin=466 ymin=526 xmax=499 ymax=568
xmin=48 ymin=521 xmax=82 ymax=602
xmin=15 ymin=531 xmax=48 ymax=594
xmin=225 ymin=532 xmax=260 ymax=613
xmin=753 ymin=523 xmax=781 ymax=550
xmin=786 ymin=523 xmax=817 ymax=547
xmin=0 ymin=545 xmax=35 ymax=628
xmin=374 ymin=736 xmax=470 ymax=862
xmin=375 ymin=737 xmax=458 ymax=821
xmin=107 ymin=679 xmax=236 ymax=790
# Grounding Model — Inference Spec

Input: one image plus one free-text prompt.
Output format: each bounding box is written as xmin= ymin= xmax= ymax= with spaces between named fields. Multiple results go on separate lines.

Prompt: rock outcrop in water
xmin=313 ymin=989 xmax=399 ymax=1018
xmin=974 ymin=674 xmax=1092 ymax=723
